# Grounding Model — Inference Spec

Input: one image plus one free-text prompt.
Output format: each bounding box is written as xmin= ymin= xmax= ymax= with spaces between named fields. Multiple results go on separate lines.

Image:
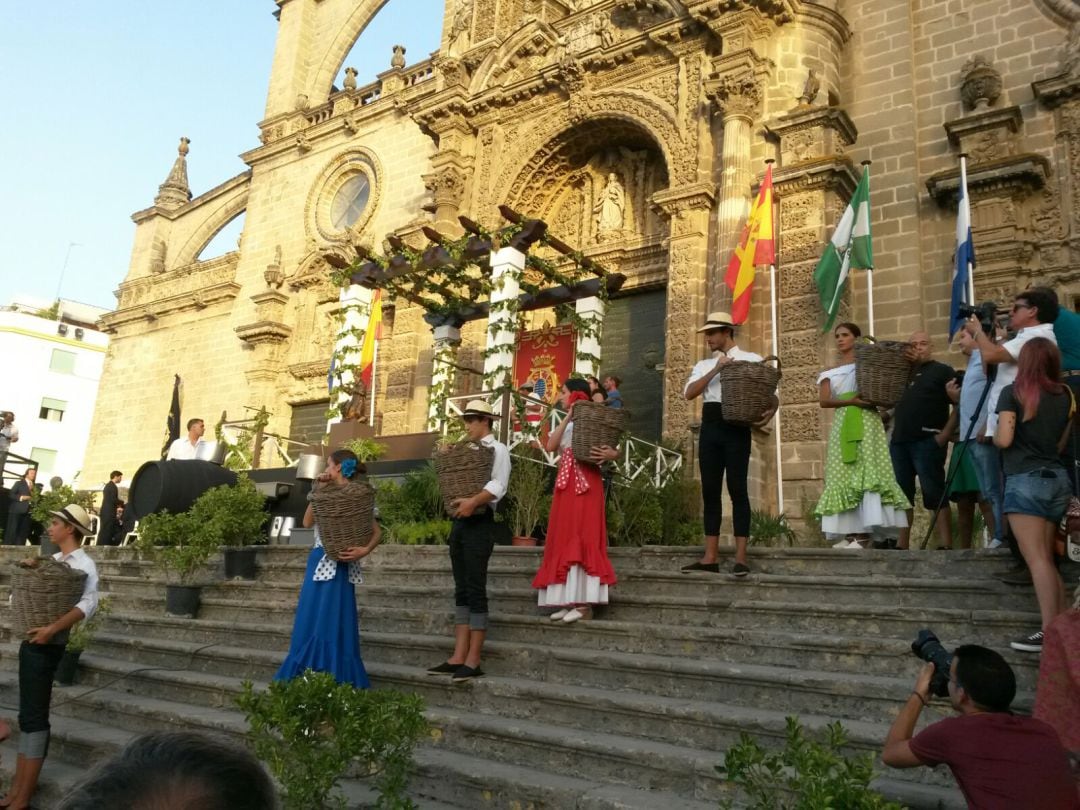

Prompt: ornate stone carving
xmin=391 ymin=45 xmax=406 ymax=69
xmin=264 ymin=246 xmax=285 ymax=289
xmin=706 ymin=73 xmax=763 ymax=121
xmin=797 ymin=69 xmax=820 ymax=107
xmin=959 ymin=55 xmax=1002 ymax=111
xmin=343 ymin=67 xmax=358 ymax=90
xmin=424 ymin=165 xmax=468 ymax=208
xmin=155 ymin=137 xmax=192 ymax=210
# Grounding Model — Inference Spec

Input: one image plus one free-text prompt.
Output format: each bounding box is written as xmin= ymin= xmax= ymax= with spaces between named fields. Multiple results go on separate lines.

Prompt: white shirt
xmin=54 ymin=547 xmax=99 ymax=622
xmin=166 ymin=436 xmax=203 ymax=460
xmin=479 ymin=433 xmax=512 ymax=507
xmin=985 ymin=323 xmax=1057 ymax=437
xmin=0 ymin=423 xmax=17 ymax=452
xmin=684 ymin=346 xmax=764 ymax=403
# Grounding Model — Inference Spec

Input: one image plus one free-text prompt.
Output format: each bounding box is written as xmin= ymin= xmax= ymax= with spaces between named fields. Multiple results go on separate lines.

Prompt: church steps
xmin=83 ymin=609 xmax=1042 ymax=685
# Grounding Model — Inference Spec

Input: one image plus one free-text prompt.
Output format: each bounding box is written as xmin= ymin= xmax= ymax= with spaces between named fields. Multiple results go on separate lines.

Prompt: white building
xmin=0 ymin=297 xmax=110 ymax=487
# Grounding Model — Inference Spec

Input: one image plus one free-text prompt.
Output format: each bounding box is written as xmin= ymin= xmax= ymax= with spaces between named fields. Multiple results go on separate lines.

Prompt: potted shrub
xmin=507 ymin=451 xmax=551 ymax=546
xmin=192 ymin=476 xmax=268 ymax=580
xmin=136 ymin=509 xmax=216 ymax=618
xmin=56 ymin=596 xmax=111 ymax=686
xmin=238 ymin=670 xmax=428 ymax=810
xmin=30 ymin=484 xmax=95 ymax=553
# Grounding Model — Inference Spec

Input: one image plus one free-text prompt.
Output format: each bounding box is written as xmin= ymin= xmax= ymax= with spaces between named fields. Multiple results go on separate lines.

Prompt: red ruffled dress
xmin=532 ymin=422 xmax=617 ymax=606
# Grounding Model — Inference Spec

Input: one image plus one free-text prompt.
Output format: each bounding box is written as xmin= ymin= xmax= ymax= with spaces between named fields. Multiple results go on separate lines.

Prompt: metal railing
xmin=443 ymin=391 xmax=682 ymax=488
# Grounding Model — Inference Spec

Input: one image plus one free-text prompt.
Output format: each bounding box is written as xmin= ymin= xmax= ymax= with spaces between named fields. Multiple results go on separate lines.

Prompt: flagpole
xmin=959 ymin=154 xmax=975 ymax=305
xmin=765 ymin=159 xmax=784 ymax=516
xmin=860 ymin=160 xmax=875 ymax=335
xmin=368 ymin=334 xmax=378 ymax=426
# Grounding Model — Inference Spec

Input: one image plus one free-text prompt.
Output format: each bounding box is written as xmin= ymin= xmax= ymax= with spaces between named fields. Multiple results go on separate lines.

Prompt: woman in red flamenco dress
xmin=532 ymin=379 xmax=620 ymax=624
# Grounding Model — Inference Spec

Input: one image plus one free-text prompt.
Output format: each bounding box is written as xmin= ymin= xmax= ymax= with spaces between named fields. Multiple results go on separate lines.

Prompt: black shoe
xmin=1009 ymin=630 xmax=1044 ymax=653
xmin=732 ymin=562 xmax=750 ymax=578
xmin=681 ymin=561 xmax=720 ymax=573
xmin=451 ymin=665 xmax=485 ymax=682
xmin=995 ymin=565 xmax=1032 ymax=586
xmin=426 ymin=661 xmax=459 ymax=675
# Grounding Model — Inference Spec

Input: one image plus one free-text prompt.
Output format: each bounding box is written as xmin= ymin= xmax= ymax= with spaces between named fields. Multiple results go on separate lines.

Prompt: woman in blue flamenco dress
xmin=275 ymin=448 xmax=381 ymax=688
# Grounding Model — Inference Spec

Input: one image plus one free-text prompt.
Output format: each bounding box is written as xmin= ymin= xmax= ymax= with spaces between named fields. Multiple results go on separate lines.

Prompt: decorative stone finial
xmin=959 ymin=55 xmax=1002 ymax=111
xmin=264 ymin=245 xmax=284 ymax=289
xmin=154 ymin=137 xmax=192 ymax=209
xmin=344 ymin=67 xmax=358 ymax=90
xmin=391 ymin=45 xmax=406 ymax=69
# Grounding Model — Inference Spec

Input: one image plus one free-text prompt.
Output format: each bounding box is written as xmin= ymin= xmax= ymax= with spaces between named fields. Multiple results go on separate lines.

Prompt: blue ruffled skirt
xmin=274 ymin=546 xmax=370 ymax=689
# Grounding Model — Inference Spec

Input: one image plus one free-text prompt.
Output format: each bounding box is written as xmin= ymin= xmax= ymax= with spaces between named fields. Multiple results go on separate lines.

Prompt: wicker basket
xmin=571 ymin=400 xmax=630 ymax=463
xmin=855 ymin=339 xmax=913 ymax=407
xmin=10 ymin=557 xmax=87 ymax=638
xmin=310 ymin=480 xmax=375 ymax=561
xmin=434 ymin=442 xmax=495 ymax=516
xmin=719 ymin=355 xmax=782 ymax=426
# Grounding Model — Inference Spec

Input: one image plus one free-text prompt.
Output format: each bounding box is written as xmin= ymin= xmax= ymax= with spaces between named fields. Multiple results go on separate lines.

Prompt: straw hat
xmin=462 ymin=400 xmax=495 ymax=418
xmin=697 ymin=311 xmax=736 ymax=333
xmin=48 ymin=504 xmax=93 ymax=536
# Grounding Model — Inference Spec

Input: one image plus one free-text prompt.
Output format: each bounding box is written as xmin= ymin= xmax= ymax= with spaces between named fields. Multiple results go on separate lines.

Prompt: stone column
xmin=706 ymin=74 xmax=762 ymax=313
xmin=427 ymin=323 xmax=462 ymax=431
xmin=651 ymin=183 xmax=716 ymax=446
xmin=327 ymin=284 xmax=374 ymax=431
xmin=573 ymin=296 xmax=605 ymax=378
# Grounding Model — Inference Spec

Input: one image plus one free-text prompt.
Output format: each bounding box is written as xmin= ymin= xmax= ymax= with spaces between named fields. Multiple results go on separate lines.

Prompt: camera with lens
xmin=911 ymin=629 xmax=953 ymax=698
xmin=956 ymin=301 xmax=998 ymax=337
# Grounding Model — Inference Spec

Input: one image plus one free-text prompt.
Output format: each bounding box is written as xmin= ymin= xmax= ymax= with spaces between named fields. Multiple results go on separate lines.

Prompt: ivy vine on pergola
xmin=325 ymin=205 xmax=626 ymax=332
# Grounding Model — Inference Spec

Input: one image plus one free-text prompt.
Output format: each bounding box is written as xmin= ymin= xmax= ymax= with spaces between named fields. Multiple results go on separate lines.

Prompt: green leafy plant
xmin=607 ymin=473 xmax=663 ymax=546
xmin=135 ymin=510 xmax=211 ymax=585
xmin=749 ymin=510 xmax=798 ymax=547
xmin=345 ymin=437 xmax=389 ymax=463
xmin=659 ymin=472 xmax=702 ymax=546
xmin=386 ymin=519 xmax=453 ymax=545
xmin=30 ymin=484 xmax=95 ymax=526
xmin=66 ymin=595 xmax=112 ymax=653
xmin=717 ymin=717 xmax=903 ymax=810
xmin=507 ymin=450 xmax=552 ymax=540
xmin=238 ymin=671 xmax=428 ymax=810
xmin=192 ymin=475 xmax=268 ymax=548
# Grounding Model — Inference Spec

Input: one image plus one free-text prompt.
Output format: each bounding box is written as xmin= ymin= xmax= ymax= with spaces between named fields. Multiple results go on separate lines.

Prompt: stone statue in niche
xmin=449 ymin=1 xmax=472 ymax=54
xmin=797 ymin=69 xmax=820 ymax=107
xmin=594 ymin=172 xmax=626 ymax=238
xmin=595 ymin=13 xmax=615 ymax=48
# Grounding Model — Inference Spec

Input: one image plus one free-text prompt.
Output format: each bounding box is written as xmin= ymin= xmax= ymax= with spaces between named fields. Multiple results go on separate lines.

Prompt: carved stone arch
xmin=467 ymin=19 xmax=559 ymax=95
xmin=493 ymin=90 xmax=683 ymax=216
xmin=308 ymin=0 xmax=393 ymax=106
xmin=172 ymin=187 xmax=250 ymax=269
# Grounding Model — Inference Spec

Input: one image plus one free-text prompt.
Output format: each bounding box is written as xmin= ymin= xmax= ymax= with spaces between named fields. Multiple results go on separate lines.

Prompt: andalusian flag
xmin=724 ymin=165 xmax=775 ymax=324
xmin=358 ymin=290 xmax=383 ymax=389
xmin=813 ymin=167 xmax=872 ymax=331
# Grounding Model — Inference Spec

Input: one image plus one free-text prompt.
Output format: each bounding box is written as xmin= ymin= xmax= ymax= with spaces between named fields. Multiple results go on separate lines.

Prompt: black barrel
xmin=129 ymin=460 xmax=238 ymax=519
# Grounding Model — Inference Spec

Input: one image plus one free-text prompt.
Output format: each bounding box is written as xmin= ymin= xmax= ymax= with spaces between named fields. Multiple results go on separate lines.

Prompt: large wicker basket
xmin=571 ymin=400 xmax=630 ymax=463
xmin=855 ymin=339 xmax=913 ymax=407
xmin=719 ymin=355 xmax=782 ymax=426
xmin=10 ymin=557 xmax=87 ymax=638
xmin=434 ymin=442 xmax=495 ymax=516
xmin=310 ymin=480 xmax=375 ymax=561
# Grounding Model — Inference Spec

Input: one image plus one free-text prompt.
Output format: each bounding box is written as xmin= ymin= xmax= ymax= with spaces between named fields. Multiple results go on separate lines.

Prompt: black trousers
xmin=699 ymin=406 xmax=752 ymax=537
xmin=4 ymin=511 xmax=29 ymax=546
xmin=448 ymin=512 xmax=496 ymax=630
xmin=18 ymin=642 xmax=64 ymax=757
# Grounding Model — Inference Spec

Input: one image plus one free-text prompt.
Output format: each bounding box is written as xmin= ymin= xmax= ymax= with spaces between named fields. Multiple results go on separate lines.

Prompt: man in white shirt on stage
xmin=682 ymin=312 xmax=777 ymax=578
xmin=166 ymin=418 xmax=206 ymax=461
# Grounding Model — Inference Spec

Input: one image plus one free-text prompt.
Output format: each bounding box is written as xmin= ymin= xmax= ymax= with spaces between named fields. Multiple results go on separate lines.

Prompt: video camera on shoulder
xmin=957 ymin=301 xmax=998 ymax=337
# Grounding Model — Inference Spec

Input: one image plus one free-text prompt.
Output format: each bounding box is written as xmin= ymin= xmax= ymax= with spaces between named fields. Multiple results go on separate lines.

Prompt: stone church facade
xmin=88 ymin=0 xmax=1080 ymax=517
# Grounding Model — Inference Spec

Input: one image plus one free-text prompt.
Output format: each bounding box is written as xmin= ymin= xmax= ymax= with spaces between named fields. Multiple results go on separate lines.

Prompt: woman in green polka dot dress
xmin=814 ymin=323 xmax=911 ymax=548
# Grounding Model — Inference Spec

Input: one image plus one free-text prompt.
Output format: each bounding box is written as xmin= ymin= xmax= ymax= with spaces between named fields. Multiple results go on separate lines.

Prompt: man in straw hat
xmin=682 ymin=312 xmax=777 ymax=577
xmin=427 ymin=400 xmax=511 ymax=683
xmin=2 ymin=503 xmax=99 ymax=809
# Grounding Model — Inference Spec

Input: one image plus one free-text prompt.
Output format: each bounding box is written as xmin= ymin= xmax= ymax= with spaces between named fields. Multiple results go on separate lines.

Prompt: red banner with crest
xmin=513 ymin=323 xmax=576 ymax=406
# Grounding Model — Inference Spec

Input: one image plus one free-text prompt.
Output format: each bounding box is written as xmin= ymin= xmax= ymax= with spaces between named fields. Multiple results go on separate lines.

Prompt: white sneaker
xmin=987 ymin=539 xmax=1005 ymax=550
xmin=549 ymin=609 xmax=569 ymax=621
xmin=845 ymin=540 xmax=865 ymax=549
xmin=832 ymin=539 xmax=850 ymax=549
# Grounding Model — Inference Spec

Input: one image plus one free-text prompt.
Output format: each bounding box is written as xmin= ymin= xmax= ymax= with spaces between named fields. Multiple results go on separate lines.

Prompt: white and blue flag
xmin=950 ymin=159 xmax=975 ymax=339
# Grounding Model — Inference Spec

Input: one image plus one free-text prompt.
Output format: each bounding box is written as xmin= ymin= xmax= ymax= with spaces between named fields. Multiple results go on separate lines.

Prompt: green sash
xmin=838 ymin=392 xmax=863 ymax=464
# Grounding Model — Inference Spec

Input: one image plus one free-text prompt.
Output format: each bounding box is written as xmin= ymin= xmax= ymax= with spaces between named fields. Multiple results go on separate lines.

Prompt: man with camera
xmin=883 ymin=643 xmax=1077 ymax=808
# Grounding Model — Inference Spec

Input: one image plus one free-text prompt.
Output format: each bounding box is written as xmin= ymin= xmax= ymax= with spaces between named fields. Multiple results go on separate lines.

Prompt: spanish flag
xmin=724 ymin=166 xmax=775 ymax=324
xmin=358 ymin=289 xmax=383 ymax=389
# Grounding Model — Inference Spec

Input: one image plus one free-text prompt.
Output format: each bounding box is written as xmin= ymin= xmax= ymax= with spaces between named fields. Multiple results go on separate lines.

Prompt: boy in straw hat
xmin=682 ymin=312 xmax=777 ymax=578
xmin=427 ymin=400 xmax=511 ymax=683
xmin=2 ymin=504 xmax=99 ymax=809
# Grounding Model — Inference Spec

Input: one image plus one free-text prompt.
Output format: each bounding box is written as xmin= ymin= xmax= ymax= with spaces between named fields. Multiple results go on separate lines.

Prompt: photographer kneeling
xmin=882 ymin=645 xmax=1077 ymax=809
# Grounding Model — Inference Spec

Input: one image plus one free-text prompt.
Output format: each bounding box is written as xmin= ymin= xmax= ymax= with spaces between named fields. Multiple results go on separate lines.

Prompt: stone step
xmin=88 ymin=609 xmax=1043 ymax=687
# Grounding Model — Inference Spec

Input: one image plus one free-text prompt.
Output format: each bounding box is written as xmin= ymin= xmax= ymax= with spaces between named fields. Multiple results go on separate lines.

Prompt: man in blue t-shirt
xmin=602 ymin=374 xmax=623 ymax=408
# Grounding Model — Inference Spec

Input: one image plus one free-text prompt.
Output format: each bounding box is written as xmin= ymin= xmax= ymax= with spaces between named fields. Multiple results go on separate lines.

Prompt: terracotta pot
xmin=511 ymin=536 xmax=538 ymax=547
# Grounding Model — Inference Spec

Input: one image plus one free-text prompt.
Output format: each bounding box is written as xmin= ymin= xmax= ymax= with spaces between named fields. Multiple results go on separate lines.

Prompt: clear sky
xmin=0 ymin=1 xmax=443 ymax=311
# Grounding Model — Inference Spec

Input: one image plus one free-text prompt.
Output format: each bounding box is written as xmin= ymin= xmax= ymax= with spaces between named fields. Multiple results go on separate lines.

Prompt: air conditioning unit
xmin=75 ymin=328 xmax=84 ymax=340
xmin=57 ymin=323 xmax=68 ymax=336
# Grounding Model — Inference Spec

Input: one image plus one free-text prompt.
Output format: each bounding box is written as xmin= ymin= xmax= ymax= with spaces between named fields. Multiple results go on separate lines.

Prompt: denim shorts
xmin=1003 ymin=467 xmax=1072 ymax=522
